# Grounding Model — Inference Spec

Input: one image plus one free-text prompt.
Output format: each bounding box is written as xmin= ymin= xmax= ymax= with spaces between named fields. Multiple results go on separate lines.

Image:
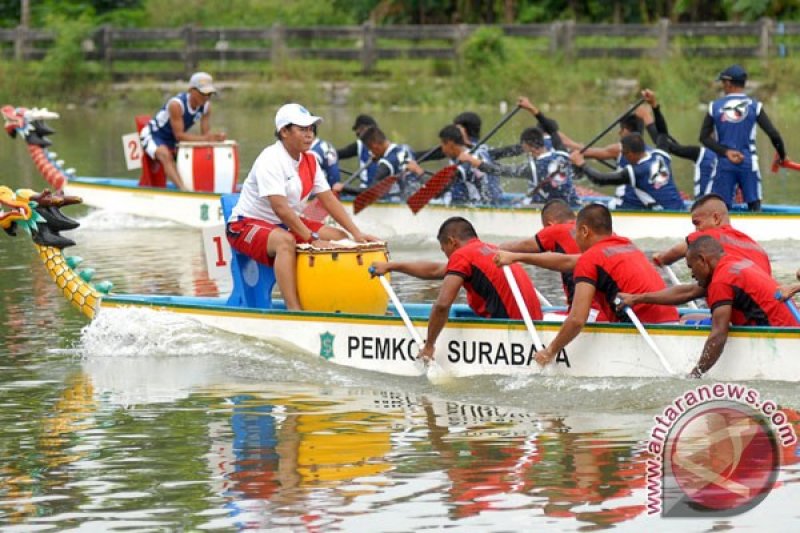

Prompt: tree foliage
xmin=3 ymin=0 xmax=800 ymax=28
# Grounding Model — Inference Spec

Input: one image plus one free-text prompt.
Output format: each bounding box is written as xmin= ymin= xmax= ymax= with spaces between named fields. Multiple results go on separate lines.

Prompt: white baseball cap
xmin=274 ymin=103 xmax=323 ymax=131
xmin=189 ymin=72 xmax=216 ymax=95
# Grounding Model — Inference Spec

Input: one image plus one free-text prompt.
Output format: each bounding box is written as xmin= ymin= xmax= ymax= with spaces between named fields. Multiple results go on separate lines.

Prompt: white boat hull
xmin=68 ymin=177 xmax=800 ymax=241
xmin=102 ymin=296 xmax=800 ymax=382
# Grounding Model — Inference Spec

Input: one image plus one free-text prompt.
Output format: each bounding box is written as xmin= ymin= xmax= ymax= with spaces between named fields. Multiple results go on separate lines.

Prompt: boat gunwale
xmin=101 ymin=294 xmax=800 ymax=338
xmin=70 ymin=176 xmax=800 ymax=218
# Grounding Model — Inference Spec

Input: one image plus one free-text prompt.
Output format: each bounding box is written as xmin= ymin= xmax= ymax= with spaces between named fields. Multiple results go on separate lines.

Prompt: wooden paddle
xmin=353 ymin=145 xmax=440 ymax=214
xmin=407 ymin=105 xmax=523 ymax=214
xmin=614 ymin=297 xmax=675 ymax=375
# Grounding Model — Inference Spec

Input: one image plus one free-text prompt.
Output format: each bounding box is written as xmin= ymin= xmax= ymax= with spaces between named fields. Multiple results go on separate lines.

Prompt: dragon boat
xmin=3 ymin=185 xmax=800 ymax=382
xmin=5 ymin=104 xmax=800 ymax=240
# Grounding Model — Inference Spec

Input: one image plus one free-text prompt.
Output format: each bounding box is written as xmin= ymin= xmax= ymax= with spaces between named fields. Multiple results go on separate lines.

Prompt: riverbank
xmin=5 ymin=54 xmax=800 ymax=114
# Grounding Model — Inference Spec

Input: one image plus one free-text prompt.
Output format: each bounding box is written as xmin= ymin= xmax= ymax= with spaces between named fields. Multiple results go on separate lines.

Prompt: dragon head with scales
xmin=1 ymin=186 xmax=111 ymax=319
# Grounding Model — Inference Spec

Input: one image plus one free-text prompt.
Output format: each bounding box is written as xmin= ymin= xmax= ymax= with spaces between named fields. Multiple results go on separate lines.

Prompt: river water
xmin=1 ymin=103 xmax=799 ymax=531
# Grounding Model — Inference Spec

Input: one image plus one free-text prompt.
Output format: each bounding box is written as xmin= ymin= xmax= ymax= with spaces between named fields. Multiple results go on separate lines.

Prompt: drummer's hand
xmin=493 ymin=251 xmax=515 ymax=267
xmin=208 ymin=132 xmax=226 ymax=142
xmin=369 ymin=261 xmax=391 ymax=277
xmin=534 ymin=346 xmax=555 ymax=366
xmin=418 ymin=343 xmax=435 ymax=363
xmin=332 ymin=182 xmax=344 ymax=193
xmin=311 ymin=238 xmax=333 ymax=248
xmin=352 ymin=230 xmax=379 ymax=243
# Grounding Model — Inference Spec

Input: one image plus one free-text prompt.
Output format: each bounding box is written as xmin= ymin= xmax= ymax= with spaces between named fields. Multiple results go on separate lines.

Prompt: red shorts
xmin=226 ymin=216 xmax=324 ymax=267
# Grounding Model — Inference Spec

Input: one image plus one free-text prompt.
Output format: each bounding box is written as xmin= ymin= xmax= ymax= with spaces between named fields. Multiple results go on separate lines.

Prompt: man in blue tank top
xmin=570 ymin=133 xmax=684 ymax=211
xmin=640 ymin=89 xmax=717 ymax=198
xmin=699 ymin=65 xmax=787 ymax=211
xmin=139 ymin=72 xmax=226 ymax=190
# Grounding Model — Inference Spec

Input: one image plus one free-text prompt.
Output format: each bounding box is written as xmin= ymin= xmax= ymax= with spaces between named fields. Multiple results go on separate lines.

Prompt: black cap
xmin=717 ymin=64 xmax=747 ymax=83
xmin=352 ymin=114 xmax=377 ymax=131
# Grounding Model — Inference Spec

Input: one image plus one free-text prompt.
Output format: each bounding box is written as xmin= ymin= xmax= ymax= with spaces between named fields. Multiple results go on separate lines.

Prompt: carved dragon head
xmin=1 ymin=186 xmax=82 ymax=248
xmin=0 ymin=185 xmax=33 ymax=231
xmin=2 ymin=105 xmax=59 ymax=146
xmin=1 ymin=185 xmax=110 ymax=318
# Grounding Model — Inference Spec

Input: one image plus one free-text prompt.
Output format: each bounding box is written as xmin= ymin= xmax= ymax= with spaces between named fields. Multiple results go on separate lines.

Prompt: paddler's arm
xmin=494 ymin=250 xmax=578 ymax=273
xmin=617 ymin=284 xmax=706 ymax=307
xmin=497 ymin=237 xmax=542 ymax=254
xmin=699 ymin=115 xmax=738 ymax=162
xmin=569 ymin=150 xmax=629 ymax=185
xmin=778 ymin=282 xmax=800 ymax=301
xmin=653 ymin=241 xmax=688 ymax=267
xmin=690 ymin=304 xmax=732 ymax=377
xmin=370 ymin=260 xmax=446 ymax=280
xmin=316 ymin=189 xmax=378 ymax=242
xmin=534 ymin=281 xmax=595 ymax=365
xmin=419 ymin=274 xmax=462 ymax=361
xmin=581 ymin=143 xmax=621 ymax=161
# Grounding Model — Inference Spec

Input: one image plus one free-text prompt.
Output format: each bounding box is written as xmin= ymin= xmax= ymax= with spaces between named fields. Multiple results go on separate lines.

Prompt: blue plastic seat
xmin=220 ymin=194 xmax=277 ymax=309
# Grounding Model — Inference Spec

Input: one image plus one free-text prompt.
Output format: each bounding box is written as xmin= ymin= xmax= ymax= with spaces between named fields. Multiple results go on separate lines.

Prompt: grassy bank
xmin=3 ymin=22 xmax=800 ymax=114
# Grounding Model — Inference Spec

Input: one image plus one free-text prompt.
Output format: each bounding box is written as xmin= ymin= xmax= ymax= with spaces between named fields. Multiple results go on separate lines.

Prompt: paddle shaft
xmin=580 ymin=98 xmax=646 ymax=154
xmin=464 ymin=105 xmax=523 ymax=158
xmin=502 ymin=265 xmax=544 ymax=349
xmin=535 ymin=287 xmax=553 ymax=308
xmin=662 ymin=265 xmax=698 ymax=309
xmin=615 ymin=298 xmax=674 ymax=375
xmin=340 ymin=158 xmax=376 ymax=189
xmin=377 ymin=274 xmax=424 ymax=347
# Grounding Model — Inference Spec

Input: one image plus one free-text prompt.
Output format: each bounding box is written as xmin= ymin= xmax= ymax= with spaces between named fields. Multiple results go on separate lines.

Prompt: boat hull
xmin=101 ymin=294 xmax=800 ymax=382
xmin=68 ymin=176 xmax=800 ymax=240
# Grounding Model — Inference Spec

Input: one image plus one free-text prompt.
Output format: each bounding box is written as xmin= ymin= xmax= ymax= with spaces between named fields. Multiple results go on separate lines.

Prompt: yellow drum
xmin=296 ymin=241 xmax=389 ymax=314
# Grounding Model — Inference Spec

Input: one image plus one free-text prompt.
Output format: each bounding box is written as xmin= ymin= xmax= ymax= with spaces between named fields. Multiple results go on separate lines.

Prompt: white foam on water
xmin=77 ymin=209 xmax=177 ymax=230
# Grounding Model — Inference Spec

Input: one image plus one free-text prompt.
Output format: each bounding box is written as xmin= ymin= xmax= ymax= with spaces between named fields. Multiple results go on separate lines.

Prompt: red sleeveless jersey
xmin=446 ymin=238 xmax=542 ymax=320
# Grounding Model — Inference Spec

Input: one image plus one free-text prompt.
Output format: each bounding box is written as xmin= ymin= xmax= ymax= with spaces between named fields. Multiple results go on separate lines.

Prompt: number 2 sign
xmin=122 ymin=132 xmax=143 ymax=171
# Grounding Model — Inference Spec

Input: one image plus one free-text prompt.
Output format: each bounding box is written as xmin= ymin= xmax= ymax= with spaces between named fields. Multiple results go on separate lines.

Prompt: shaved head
xmin=541 ymin=198 xmax=575 ymax=225
xmin=687 ymin=234 xmax=724 ymax=258
xmin=690 ymin=193 xmax=730 ymax=230
xmin=576 ymin=203 xmax=612 ymax=235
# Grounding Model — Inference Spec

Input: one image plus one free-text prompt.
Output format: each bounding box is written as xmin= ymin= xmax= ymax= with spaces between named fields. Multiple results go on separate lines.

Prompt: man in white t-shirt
xmin=227 ymin=103 xmax=378 ymax=310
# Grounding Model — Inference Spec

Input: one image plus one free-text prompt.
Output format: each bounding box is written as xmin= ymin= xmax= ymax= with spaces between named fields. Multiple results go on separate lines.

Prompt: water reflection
xmin=0 ymin=343 xmax=798 ymax=531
